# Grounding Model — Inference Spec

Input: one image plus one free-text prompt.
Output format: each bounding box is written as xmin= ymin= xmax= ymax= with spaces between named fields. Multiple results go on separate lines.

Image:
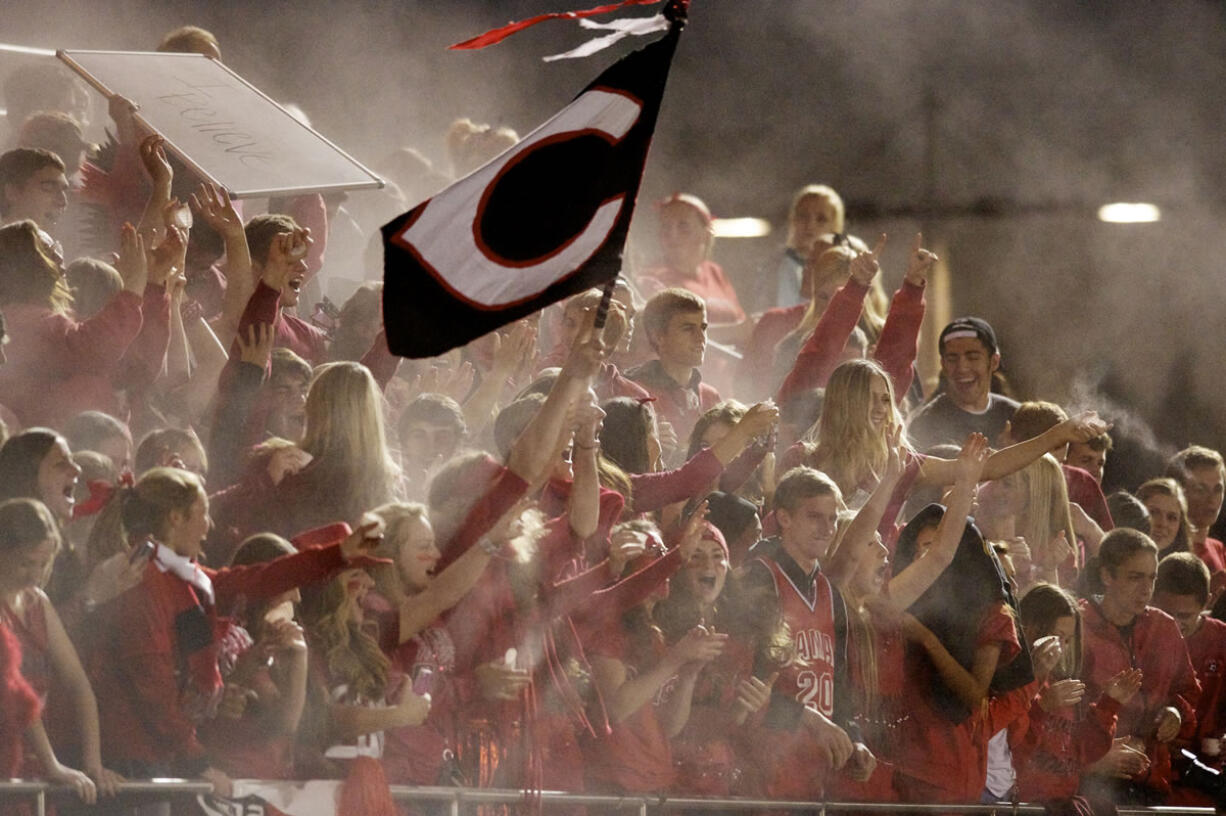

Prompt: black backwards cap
xmin=939 ymin=316 xmax=998 ymax=356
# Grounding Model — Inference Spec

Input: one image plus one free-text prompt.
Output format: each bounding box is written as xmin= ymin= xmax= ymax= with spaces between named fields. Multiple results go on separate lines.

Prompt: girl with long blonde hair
xmin=211 ymin=361 xmax=403 ymax=543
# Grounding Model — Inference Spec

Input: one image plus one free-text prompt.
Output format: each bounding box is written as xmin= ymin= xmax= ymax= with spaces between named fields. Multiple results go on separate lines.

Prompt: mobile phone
xmin=412 ymin=666 xmax=435 ymax=697
xmin=129 ymin=538 xmax=156 ymax=565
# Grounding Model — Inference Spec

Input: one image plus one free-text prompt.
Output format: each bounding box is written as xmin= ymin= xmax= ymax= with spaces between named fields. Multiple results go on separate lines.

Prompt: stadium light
xmin=1097 ymin=202 xmax=1161 ymax=223
xmin=711 ymin=217 xmax=772 ymax=238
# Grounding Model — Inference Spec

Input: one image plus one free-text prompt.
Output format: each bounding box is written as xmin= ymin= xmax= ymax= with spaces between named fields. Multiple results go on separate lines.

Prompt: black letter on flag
xmin=381 ymin=21 xmax=682 ymax=358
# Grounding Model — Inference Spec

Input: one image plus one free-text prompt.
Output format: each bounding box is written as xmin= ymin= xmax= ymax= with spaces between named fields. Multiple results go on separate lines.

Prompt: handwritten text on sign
xmin=59 ymin=50 xmax=381 ymax=198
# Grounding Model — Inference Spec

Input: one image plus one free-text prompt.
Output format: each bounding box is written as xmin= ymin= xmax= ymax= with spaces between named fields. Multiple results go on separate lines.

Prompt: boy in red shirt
xmin=1153 ymin=551 xmax=1226 ymax=799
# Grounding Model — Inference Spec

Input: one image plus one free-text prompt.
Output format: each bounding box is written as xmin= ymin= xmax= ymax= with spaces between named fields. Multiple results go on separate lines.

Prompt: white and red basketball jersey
xmin=755 ymin=555 xmax=837 ymax=716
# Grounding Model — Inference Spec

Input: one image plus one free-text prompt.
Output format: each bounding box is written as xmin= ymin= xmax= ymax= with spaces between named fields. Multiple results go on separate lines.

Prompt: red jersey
xmin=755 ymin=555 xmax=837 ymax=716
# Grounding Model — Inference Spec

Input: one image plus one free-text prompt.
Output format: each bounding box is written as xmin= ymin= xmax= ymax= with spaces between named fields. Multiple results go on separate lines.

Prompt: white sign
xmin=58 ymin=50 xmax=383 ymax=199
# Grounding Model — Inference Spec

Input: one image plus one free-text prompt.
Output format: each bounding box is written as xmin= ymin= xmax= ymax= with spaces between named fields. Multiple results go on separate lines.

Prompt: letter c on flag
xmin=397 ymin=89 xmax=643 ymax=309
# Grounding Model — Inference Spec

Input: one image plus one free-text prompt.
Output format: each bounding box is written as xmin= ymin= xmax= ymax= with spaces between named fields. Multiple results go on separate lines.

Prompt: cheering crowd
xmin=2 ymin=22 xmax=1226 ymax=816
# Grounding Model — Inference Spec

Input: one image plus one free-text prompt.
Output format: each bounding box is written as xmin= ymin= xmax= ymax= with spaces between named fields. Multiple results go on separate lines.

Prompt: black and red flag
xmin=381 ymin=5 xmax=684 ymax=358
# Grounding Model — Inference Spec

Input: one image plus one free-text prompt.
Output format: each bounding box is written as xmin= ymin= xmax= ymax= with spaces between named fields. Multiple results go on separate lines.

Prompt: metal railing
xmin=0 ymin=780 xmax=1216 ymax=816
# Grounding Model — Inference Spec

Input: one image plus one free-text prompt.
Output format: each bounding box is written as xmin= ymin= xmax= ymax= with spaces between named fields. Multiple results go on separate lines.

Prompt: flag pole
xmin=593 ymin=278 xmax=617 ymax=330
xmin=593 ymin=0 xmax=689 ymax=333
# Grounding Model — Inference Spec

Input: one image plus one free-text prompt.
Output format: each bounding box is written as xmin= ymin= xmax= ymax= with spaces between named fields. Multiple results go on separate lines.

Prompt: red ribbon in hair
xmin=450 ymin=0 xmax=662 ymax=50
xmin=71 ymin=471 xmax=134 ymax=520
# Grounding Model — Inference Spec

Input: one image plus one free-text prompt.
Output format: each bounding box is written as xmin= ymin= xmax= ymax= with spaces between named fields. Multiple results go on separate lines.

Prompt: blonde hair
xmin=86 ymin=467 xmax=204 ymax=568
xmin=812 ymin=360 xmax=906 ymax=496
xmin=299 ymin=571 xmax=388 ymax=703
xmin=1018 ymin=454 xmax=1078 ymax=569
xmin=790 ymin=185 xmax=845 ymax=235
xmin=300 ymin=362 xmax=401 ymax=524
xmin=367 ymin=501 xmax=429 ymax=601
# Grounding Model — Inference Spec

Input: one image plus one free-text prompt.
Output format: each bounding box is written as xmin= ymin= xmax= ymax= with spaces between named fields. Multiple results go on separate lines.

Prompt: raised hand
xmin=1035 ymin=530 xmax=1073 ymax=570
xmin=607 ymin=526 xmax=648 ymax=577
xmin=904 ymin=232 xmax=938 ymax=287
xmin=189 ymin=183 xmax=243 ymax=238
xmin=1105 ymin=668 xmax=1144 ymax=704
xmin=147 ymin=223 xmax=187 ymax=286
xmin=670 ymin=625 xmax=728 ymax=665
xmin=236 ymin=322 xmax=275 ymax=369
xmin=678 ymin=499 xmax=710 ymax=563
xmin=491 ymin=320 xmax=537 ymax=380
xmin=1030 ymin=634 xmax=1063 ymax=681
xmin=561 ymin=306 xmax=608 ymax=383
xmin=737 ymin=401 xmax=780 ymax=440
xmin=340 ymin=519 xmax=385 ymax=562
xmin=116 ymin=222 xmax=148 ymax=294
xmin=266 ymin=445 xmax=312 ymax=485
xmin=572 ymin=390 xmax=605 ymax=449
xmin=849 ymin=233 xmax=887 ymax=286
xmin=139 ymin=133 xmax=172 ymax=188
xmin=881 ymin=424 xmax=905 ymax=486
xmin=731 ymin=671 xmax=778 ymax=725
xmin=953 ymin=432 xmax=991 ymax=485
xmin=107 ymin=94 xmax=139 ymax=145
xmin=1058 ymin=410 xmax=1113 ymax=446
xmin=1039 ymin=678 xmax=1086 ymax=712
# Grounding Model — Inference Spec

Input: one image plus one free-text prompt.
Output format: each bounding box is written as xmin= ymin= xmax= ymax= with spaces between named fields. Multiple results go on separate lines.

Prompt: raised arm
xmin=505 ymin=308 xmax=604 ymax=484
xmin=775 ymin=236 xmax=884 ymax=405
xmin=826 ymin=428 xmax=906 ymax=585
xmin=918 ymin=411 xmax=1111 ymax=487
xmin=192 ymin=183 xmax=254 ymax=348
xmin=888 ymin=434 xmax=990 ymax=609
xmin=873 ymin=233 xmax=935 ymax=399
xmin=398 ymin=495 xmax=530 ymax=643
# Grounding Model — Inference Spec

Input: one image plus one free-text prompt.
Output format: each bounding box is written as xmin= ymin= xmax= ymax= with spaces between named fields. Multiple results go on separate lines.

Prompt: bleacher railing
xmin=0 ymin=780 xmax=1216 ymax=816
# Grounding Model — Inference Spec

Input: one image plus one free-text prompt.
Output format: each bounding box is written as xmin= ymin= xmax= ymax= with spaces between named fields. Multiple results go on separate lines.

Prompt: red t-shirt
xmin=637 ymin=260 xmax=746 ymax=325
xmin=582 ymin=624 xmax=675 ymax=793
xmin=894 ymin=603 xmax=1021 ymax=803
